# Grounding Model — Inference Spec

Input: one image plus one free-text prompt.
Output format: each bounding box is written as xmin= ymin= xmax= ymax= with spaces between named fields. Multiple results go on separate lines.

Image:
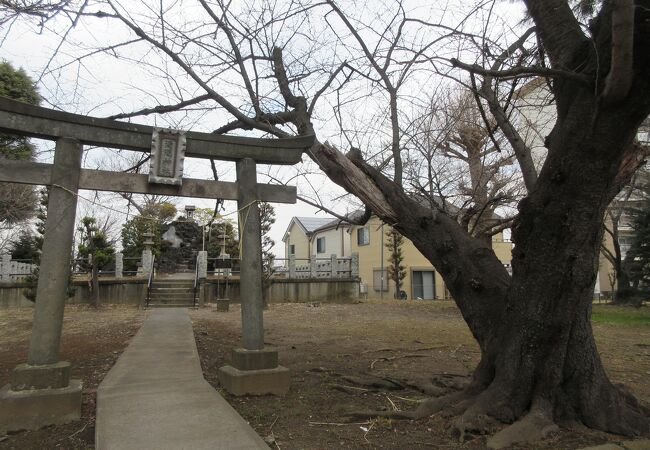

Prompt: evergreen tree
xmin=259 ymin=202 xmax=276 ymax=307
xmin=206 ymin=219 xmax=238 ymax=260
xmin=386 ymin=228 xmax=406 ymax=299
xmin=78 ymin=216 xmax=115 ymax=307
xmin=121 ymin=201 xmax=176 ymax=273
xmin=0 ymin=61 xmax=40 ymax=225
xmin=9 ymin=230 xmax=40 ymax=262
xmin=617 ymin=183 xmax=650 ymax=307
xmin=259 ymin=202 xmax=276 ymax=277
xmin=20 ymin=189 xmax=74 ymax=302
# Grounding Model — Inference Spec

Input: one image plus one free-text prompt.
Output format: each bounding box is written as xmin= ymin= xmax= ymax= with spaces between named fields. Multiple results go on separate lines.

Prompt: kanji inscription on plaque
xmin=149 ymin=128 xmax=186 ymax=185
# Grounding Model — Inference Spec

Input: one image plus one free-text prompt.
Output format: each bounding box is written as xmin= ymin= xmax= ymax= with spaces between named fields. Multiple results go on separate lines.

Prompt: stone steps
xmin=147 ymin=280 xmax=196 ymax=307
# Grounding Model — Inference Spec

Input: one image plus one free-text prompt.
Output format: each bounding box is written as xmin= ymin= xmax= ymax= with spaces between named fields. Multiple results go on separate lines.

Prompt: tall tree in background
xmin=601 ymin=122 xmax=650 ymax=302
xmin=17 ymin=189 xmax=47 ymax=302
xmin=624 ymin=221 xmax=650 ymax=306
xmin=259 ymin=202 xmax=276 ymax=278
xmin=613 ymin=176 xmax=650 ymax=306
xmin=385 ymin=228 xmax=406 ymax=299
xmin=0 ymin=61 xmax=39 ymax=229
xmin=404 ymin=91 xmax=521 ymax=244
xmin=259 ymin=202 xmax=276 ymax=306
xmin=16 ymin=189 xmax=74 ymax=302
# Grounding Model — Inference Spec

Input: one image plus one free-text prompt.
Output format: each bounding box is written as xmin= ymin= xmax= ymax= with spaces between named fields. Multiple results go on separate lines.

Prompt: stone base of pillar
xmin=218 ymin=348 xmax=289 ymax=396
xmin=12 ymin=361 xmax=72 ymax=391
xmin=0 ymin=379 xmax=82 ymax=434
xmin=216 ymin=299 xmax=230 ymax=312
xmin=218 ymin=365 xmax=289 ymax=396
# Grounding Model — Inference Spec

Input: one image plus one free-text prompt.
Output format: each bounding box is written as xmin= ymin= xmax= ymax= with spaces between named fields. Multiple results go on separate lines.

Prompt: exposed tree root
xmin=340 ymin=374 xmax=405 ymax=390
xmin=486 ymin=400 xmax=559 ymax=449
xmin=403 ymin=374 xmax=469 ymax=397
xmin=369 ymin=354 xmax=429 ymax=369
xmin=576 ymin=380 xmax=650 ymax=437
xmin=450 ymin=385 xmax=513 ymax=443
xmin=346 ymin=390 xmax=472 ymax=420
xmin=405 ymin=380 xmax=447 ymax=397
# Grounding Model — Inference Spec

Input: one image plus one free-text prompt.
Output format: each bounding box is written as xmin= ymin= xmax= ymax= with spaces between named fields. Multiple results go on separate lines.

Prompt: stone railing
xmin=277 ymin=253 xmax=359 ymax=279
xmin=0 ymin=254 xmax=36 ymax=281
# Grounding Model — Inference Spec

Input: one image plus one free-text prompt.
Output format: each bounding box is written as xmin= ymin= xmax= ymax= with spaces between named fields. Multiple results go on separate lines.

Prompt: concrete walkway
xmin=96 ymin=308 xmax=267 ymax=450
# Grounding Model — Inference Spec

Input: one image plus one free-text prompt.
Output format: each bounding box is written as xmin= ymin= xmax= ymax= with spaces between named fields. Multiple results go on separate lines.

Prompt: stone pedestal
xmin=12 ymin=361 xmax=72 ymax=390
xmin=218 ymin=348 xmax=289 ymax=396
xmin=0 ymin=362 xmax=82 ymax=434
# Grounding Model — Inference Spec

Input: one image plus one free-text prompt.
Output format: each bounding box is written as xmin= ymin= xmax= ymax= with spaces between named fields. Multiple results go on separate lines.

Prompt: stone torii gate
xmin=0 ymin=97 xmax=312 ymax=433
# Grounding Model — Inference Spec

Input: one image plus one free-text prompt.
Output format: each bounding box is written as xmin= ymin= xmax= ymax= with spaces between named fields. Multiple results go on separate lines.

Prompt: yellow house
xmin=351 ymin=215 xmax=513 ymax=300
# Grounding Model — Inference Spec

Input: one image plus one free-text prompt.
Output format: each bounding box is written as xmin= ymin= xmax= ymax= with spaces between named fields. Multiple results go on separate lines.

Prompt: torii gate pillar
xmin=0 ymin=138 xmax=83 ymax=434
xmin=217 ymin=158 xmax=290 ymax=395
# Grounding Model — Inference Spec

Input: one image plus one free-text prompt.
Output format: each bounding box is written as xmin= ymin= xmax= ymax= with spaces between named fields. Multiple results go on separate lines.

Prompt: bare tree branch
xmin=107 ymin=94 xmax=211 ymax=119
xmin=450 ymin=58 xmax=591 ymax=85
xmin=602 ymin=0 xmax=635 ymax=104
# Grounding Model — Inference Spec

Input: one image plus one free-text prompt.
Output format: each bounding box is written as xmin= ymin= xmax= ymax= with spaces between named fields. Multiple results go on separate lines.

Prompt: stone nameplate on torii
xmin=0 ymin=96 xmax=313 ymax=433
xmin=149 ymin=128 xmax=186 ymax=185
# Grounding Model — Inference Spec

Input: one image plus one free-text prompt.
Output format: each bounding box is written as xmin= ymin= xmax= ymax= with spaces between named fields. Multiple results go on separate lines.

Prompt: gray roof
xmin=313 ymin=216 xmax=353 ymax=233
xmin=295 ymin=217 xmax=334 ymax=233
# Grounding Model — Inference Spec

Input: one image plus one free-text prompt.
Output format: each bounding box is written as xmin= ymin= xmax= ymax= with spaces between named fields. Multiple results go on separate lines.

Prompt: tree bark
xmin=471 ymin=82 xmax=650 ymax=433
xmin=91 ymin=261 xmax=100 ymax=308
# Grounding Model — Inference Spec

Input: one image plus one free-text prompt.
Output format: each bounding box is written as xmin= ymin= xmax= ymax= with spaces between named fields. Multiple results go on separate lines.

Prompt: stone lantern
xmin=142 ymin=232 xmax=155 ymax=276
xmin=184 ymin=205 xmax=195 ymax=220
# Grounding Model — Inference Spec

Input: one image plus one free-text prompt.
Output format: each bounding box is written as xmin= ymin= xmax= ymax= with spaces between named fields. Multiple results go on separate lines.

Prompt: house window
xmin=618 ymin=235 xmax=634 ymax=259
xmin=373 ymin=269 xmax=388 ymax=292
xmin=357 ymin=227 xmax=369 ymax=246
xmin=289 ymin=244 xmax=295 ymax=255
xmin=316 ymin=237 xmax=326 ymax=253
xmin=412 ymin=270 xmax=435 ymax=300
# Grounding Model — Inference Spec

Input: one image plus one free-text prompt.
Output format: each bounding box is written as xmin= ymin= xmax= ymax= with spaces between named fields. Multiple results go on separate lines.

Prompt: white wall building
xmin=310 ymin=218 xmax=352 ymax=258
xmin=515 ymin=78 xmax=556 ymax=170
xmin=282 ymin=216 xmax=352 ymax=261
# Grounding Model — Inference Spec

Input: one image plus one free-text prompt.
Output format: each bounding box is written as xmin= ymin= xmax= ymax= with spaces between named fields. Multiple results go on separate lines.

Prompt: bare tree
xmin=3 ymin=0 xmax=650 ymax=444
xmin=403 ymin=90 xmax=522 ymax=243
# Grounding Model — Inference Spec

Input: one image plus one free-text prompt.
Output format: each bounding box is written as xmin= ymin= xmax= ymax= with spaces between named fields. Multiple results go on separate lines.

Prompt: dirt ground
xmin=191 ymin=301 xmax=650 ymax=450
xmin=0 ymin=305 xmax=145 ymax=450
xmin=0 ymin=301 xmax=648 ymax=449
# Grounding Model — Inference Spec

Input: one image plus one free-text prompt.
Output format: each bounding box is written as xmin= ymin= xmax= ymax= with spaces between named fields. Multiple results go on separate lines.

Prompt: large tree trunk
xmin=463 ymin=85 xmax=650 ymax=435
